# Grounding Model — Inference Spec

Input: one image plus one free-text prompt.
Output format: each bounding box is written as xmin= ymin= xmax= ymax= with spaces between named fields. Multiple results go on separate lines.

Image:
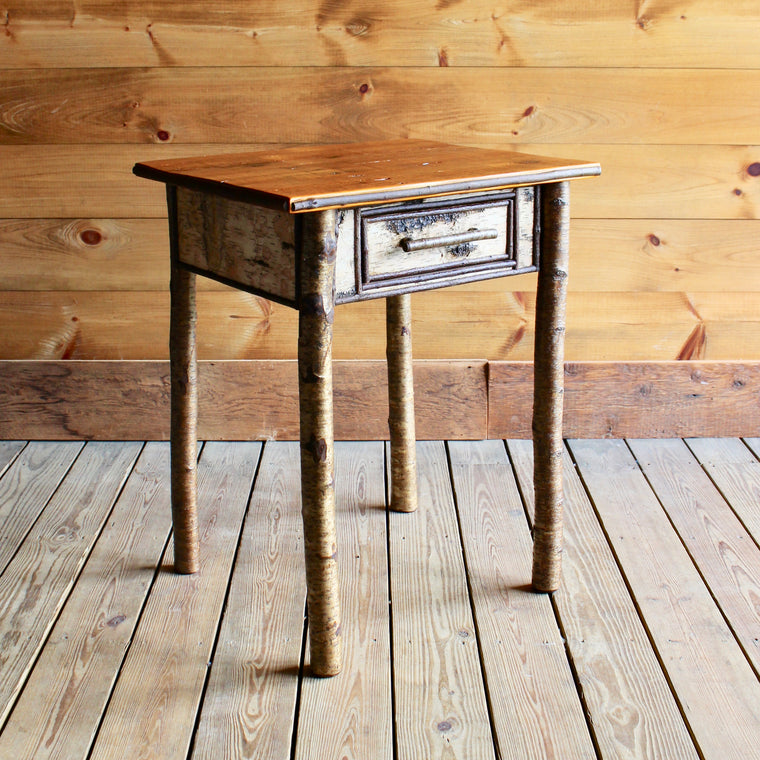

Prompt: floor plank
xmin=687 ymin=437 xmax=760 ymax=544
xmin=0 ymin=441 xmax=25 ymax=476
xmin=389 ymin=440 xmax=494 ymax=760
xmin=0 ymin=441 xmax=141 ymax=727
xmin=0 ymin=440 xmax=83 ymax=573
xmin=89 ymin=442 xmax=261 ymax=760
xmin=569 ymin=438 xmax=760 ymax=760
xmin=0 ymin=442 xmax=172 ymax=759
xmin=192 ymin=441 xmax=304 ymax=760
xmin=629 ymin=438 xmax=760 ymax=677
xmin=0 ymin=438 xmax=757 ymax=760
xmin=507 ymin=439 xmax=699 ymax=760
xmin=296 ymin=441 xmax=392 ymax=760
xmin=449 ymin=440 xmax=596 ymax=760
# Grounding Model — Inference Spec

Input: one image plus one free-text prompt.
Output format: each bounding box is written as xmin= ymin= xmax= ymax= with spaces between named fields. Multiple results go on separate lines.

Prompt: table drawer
xmin=356 ymin=190 xmax=534 ymax=294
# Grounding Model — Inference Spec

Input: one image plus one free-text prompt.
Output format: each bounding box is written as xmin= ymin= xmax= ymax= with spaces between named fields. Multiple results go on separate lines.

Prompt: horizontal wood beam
xmin=0 ymin=360 xmax=487 ymax=441
xmin=0 ymin=360 xmax=757 ymax=441
xmin=489 ymin=361 xmax=760 ymax=439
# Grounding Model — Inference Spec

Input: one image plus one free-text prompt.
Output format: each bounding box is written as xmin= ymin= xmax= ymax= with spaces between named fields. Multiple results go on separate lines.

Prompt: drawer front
xmin=357 ymin=192 xmax=524 ymax=293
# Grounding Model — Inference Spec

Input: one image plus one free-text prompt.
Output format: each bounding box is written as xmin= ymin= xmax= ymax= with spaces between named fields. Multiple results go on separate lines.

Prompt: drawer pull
xmin=399 ymin=228 xmax=498 ymax=253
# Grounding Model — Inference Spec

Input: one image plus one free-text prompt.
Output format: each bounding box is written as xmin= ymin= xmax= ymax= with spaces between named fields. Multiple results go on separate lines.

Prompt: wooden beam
xmin=0 ymin=360 xmax=487 ymax=441
xmin=1 ymin=360 xmax=758 ymax=441
xmin=489 ymin=361 xmax=760 ymax=439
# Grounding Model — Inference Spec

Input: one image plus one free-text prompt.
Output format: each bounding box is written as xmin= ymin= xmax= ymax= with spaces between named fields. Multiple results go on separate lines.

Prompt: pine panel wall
xmin=0 ymin=2 xmax=759 ymax=438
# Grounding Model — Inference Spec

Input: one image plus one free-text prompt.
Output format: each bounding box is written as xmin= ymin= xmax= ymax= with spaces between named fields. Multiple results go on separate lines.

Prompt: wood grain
xmin=2 ymin=359 xmax=759 ymax=441
xmin=0 ymin=442 xmax=141 ymax=725
xmin=3 ymin=144 xmax=757 ymax=221
xmin=88 ymin=441 xmax=262 ymax=760
xmin=176 ymin=186 xmax=296 ymax=301
xmin=569 ymin=438 xmax=760 ymax=760
xmin=0 ymin=441 xmax=25 ymax=478
xmin=4 ymin=289 xmax=755 ymax=362
xmin=0 ymin=288 xmax=514 ymax=361
xmin=448 ymin=440 xmax=596 ymax=759
xmin=4 ymin=218 xmax=759 ymax=294
xmin=192 ymin=442 xmax=304 ymax=760
xmin=508 ymin=439 xmax=699 ymax=760
xmin=3 ymin=68 xmax=758 ymax=146
xmin=0 ymin=443 xmax=173 ymax=760
xmin=389 ymin=440 xmax=494 ymax=760
xmin=0 ymin=441 xmax=82 ymax=573
xmin=0 ymin=359 xmax=487 ymax=441
xmin=296 ymin=442 xmax=392 ymax=759
xmin=628 ymin=438 xmax=760 ymax=676
xmin=489 ymin=361 xmax=760 ymax=439
xmin=135 ymin=140 xmax=597 ymax=211
xmin=3 ymin=1 xmax=759 ymax=68
xmin=686 ymin=437 xmax=760 ymax=543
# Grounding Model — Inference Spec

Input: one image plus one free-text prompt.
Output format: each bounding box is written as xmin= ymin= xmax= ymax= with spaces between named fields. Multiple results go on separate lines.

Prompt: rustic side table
xmin=134 ymin=140 xmax=599 ymax=676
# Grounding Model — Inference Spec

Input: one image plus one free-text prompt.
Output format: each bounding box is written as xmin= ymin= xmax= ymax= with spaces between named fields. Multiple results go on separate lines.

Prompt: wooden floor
xmin=0 ymin=438 xmax=759 ymax=759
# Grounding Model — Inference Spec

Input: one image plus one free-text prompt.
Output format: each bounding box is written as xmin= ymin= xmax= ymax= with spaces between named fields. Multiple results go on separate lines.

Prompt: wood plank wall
xmin=0 ymin=2 xmax=758 ymax=431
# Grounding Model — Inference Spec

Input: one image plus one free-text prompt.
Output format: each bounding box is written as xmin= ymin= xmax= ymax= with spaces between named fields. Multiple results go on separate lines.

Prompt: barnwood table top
xmin=133 ymin=139 xmax=601 ymax=212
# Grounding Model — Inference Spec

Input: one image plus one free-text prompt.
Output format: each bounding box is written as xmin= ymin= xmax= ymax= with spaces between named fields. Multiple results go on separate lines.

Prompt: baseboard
xmin=0 ymin=360 xmax=757 ymax=440
xmin=489 ymin=361 xmax=760 ymax=438
xmin=0 ymin=360 xmax=486 ymax=441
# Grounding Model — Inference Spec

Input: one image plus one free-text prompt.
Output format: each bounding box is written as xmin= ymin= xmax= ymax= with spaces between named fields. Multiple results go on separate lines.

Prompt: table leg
xmin=169 ymin=256 xmax=200 ymax=574
xmin=531 ymin=181 xmax=570 ymax=593
xmin=298 ymin=210 xmax=342 ymax=677
xmin=386 ymin=293 xmax=418 ymax=513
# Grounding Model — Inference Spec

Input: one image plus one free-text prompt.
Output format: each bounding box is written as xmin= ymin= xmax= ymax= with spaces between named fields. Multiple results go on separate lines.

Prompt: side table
xmin=134 ymin=140 xmax=600 ymax=676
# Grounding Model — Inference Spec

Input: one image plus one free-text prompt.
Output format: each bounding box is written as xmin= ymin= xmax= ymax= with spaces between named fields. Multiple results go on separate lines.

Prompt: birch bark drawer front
xmin=356 ymin=188 xmax=538 ymax=295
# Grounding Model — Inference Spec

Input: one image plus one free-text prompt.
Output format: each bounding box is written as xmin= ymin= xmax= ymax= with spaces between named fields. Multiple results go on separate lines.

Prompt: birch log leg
xmin=169 ymin=256 xmax=199 ymax=574
xmin=386 ymin=294 xmax=418 ymax=513
xmin=531 ymin=181 xmax=570 ymax=593
xmin=298 ymin=210 xmax=342 ymax=677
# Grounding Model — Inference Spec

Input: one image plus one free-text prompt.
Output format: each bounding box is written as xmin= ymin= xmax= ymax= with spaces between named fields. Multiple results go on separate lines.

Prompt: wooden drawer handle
xmin=399 ymin=228 xmax=498 ymax=252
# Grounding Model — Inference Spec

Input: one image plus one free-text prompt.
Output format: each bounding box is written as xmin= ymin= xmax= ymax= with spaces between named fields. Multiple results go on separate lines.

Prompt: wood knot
xmin=305 ymin=435 xmax=328 ymax=463
xmin=300 ymin=294 xmax=334 ymax=323
xmin=345 ymin=18 xmax=369 ymax=36
xmin=79 ymin=228 xmax=103 ymax=246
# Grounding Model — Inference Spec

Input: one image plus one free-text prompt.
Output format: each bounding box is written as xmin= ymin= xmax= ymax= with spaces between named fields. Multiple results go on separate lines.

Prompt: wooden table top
xmin=134 ymin=139 xmax=600 ymax=213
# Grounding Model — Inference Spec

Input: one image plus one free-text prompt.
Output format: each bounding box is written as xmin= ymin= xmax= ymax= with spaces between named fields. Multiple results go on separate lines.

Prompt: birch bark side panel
xmin=176 ymin=187 xmax=296 ymax=302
